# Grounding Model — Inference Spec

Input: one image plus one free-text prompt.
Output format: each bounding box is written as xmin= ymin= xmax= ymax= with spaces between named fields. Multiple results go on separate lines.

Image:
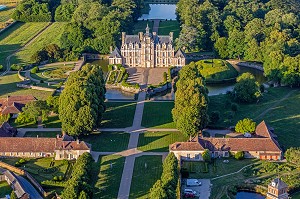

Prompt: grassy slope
xmin=129 ymin=156 xmax=163 ymax=199
xmin=0 ymin=7 xmax=14 ymax=22
xmin=101 ymin=102 xmax=137 ymax=128
xmin=158 ymin=20 xmax=180 ymax=39
xmin=81 ymin=132 xmax=130 ymax=152
xmin=0 ymin=72 xmax=52 ymax=99
xmin=11 ymin=22 xmax=67 ymax=65
xmin=0 ymin=181 xmax=11 ymax=198
xmin=138 ymin=131 xmax=188 ymax=152
xmin=91 ymin=155 xmax=125 ymax=199
xmin=133 ymin=20 xmax=154 ymax=34
xmin=141 ymin=102 xmax=175 ymax=128
xmin=0 ymin=22 xmax=49 ymax=66
xmin=197 ymin=59 xmax=238 ymax=82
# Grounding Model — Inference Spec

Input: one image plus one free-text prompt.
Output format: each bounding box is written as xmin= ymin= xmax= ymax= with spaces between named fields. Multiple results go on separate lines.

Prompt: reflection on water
xmin=236 ymin=192 xmax=265 ymax=199
xmin=106 ymin=89 xmax=135 ymax=100
xmin=138 ymin=4 xmax=177 ymax=20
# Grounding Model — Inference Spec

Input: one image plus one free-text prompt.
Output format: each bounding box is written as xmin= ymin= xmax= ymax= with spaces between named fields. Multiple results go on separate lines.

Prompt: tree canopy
xmin=59 ymin=64 xmax=106 ymax=136
xmin=235 ymin=118 xmax=256 ymax=134
xmin=172 ymin=62 xmax=209 ymax=139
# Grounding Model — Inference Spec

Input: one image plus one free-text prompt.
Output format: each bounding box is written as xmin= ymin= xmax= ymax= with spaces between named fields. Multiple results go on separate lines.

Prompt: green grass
xmin=24 ymin=131 xmax=61 ymax=138
xmin=138 ymin=131 xmax=188 ymax=152
xmin=209 ymin=87 xmax=300 ymax=149
xmin=158 ymin=20 xmax=180 ymax=39
xmin=11 ymin=22 xmax=67 ymax=65
xmin=196 ymin=59 xmax=238 ymax=82
xmin=0 ymin=72 xmax=52 ymax=99
xmin=30 ymin=64 xmax=74 ymax=83
xmin=91 ymin=155 xmax=125 ymax=199
xmin=0 ymin=22 xmax=49 ymax=67
xmin=2 ymin=157 xmax=69 ymax=183
xmin=133 ymin=20 xmax=154 ymax=34
xmin=291 ymin=192 xmax=300 ymax=199
xmin=0 ymin=7 xmax=14 ymax=22
xmin=101 ymin=102 xmax=136 ymax=128
xmin=81 ymin=131 xmax=130 ymax=152
xmin=10 ymin=118 xmax=37 ymax=128
xmin=130 ymin=156 xmax=163 ymax=199
xmin=42 ymin=115 xmax=61 ymax=128
xmin=0 ymin=181 xmax=12 ymax=198
xmin=142 ymin=102 xmax=175 ymax=128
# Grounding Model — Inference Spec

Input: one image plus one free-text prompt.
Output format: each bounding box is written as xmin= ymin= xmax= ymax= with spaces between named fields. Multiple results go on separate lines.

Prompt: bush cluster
xmin=15 ymin=158 xmax=27 ymax=167
xmin=150 ymin=153 xmax=179 ymax=198
xmin=30 ymin=66 xmax=39 ymax=74
xmin=60 ymin=153 xmax=94 ymax=199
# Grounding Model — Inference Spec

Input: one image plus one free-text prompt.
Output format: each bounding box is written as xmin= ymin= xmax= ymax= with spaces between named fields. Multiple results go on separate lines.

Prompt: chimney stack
xmin=122 ymin=32 xmax=126 ymax=45
xmin=169 ymin=32 xmax=174 ymax=41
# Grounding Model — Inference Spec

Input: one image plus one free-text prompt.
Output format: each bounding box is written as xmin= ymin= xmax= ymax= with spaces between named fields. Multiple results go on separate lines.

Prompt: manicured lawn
xmin=1 ymin=157 xmax=69 ymax=183
xmin=0 ymin=72 xmax=52 ymax=99
xmin=0 ymin=7 xmax=14 ymax=22
xmin=30 ymin=64 xmax=74 ymax=83
xmin=182 ymin=158 xmax=257 ymax=179
xmin=133 ymin=20 xmax=154 ymax=34
xmin=91 ymin=155 xmax=125 ymax=199
xmin=130 ymin=156 xmax=163 ymax=199
xmin=0 ymin=22 xmax=49 ymax=67
xmin=158 ymin=20 xmax=180 ymax=39
xmin=11 ymin=22 xmax=67 ymax=65
xmin=209 ymin=87 xmax=300 ymax=149
xmin=42 ymin=115 xmax=61 ymax=128
xmin=196 ymin=59 xmax=238 ymax=82
xmin=24 ymin=131 xmax=61 ymax=138
xmin=80 ymin=132 xmax=130 ymax=152
xmin=138 ymin=131 xmax=188 ymax=152
xmin=101 ymin=102 xmax=136 ymax=128
xmin=10 ymin=118 xmax=37 ymax=128
xmin=0 ymin=181 xmax=12 ymax=198
xmin=141 ymin=102 xmax=175 ymax=128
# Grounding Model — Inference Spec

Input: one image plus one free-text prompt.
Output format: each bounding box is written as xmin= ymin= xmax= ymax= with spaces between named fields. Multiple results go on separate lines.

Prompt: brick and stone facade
xmin=109 ymin=25 xmax=186 ymax=68
xmin=267 ymin=178 xmax=289 ymax=199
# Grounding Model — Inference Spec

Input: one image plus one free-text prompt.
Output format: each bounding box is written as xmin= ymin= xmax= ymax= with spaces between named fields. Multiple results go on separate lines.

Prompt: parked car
xmin=184 ymin=189 xmax=197 ymax=198
xmin=186 ymin=179 xmax=202 ymax=186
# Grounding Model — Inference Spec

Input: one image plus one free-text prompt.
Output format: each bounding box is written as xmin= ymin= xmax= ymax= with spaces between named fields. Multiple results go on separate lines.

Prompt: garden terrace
xmin=0 ymin=6 xmax=14 ymax=23
xmin=101 ymin=102 xmax=137 ymax=128
xmin=141 ymin=102 xmax=175 ymax=128
xmin=91 ymin=155 xmax=125 ymax=199
xmin=129 ymin=155 xmax=163 ymax=199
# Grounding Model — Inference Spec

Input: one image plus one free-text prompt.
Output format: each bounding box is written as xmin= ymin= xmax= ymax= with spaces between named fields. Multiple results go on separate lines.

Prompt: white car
xmin=184 ymin=189 xmax=197 ymax=195
xmin=186 ymin=179 xmax=202 ymax=186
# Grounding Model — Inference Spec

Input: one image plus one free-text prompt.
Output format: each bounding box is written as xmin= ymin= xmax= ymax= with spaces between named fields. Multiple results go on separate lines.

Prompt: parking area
xmin=182 ymin=179 xmax=211 ymax=199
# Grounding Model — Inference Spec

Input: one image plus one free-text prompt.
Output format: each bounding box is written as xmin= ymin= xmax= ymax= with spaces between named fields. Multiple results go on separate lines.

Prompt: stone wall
xmin=17 ymin=83 xmax=56 ymax=92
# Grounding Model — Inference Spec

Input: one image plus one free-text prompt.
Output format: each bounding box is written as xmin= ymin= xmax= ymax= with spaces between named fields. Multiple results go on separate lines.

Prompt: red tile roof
xmin=0 ymin=137 xmax=90 ymax=153
xmin=0 ymin=122 xmax=17 ymax=137
xmin=0 ymin=95 xmax=36 ymax=115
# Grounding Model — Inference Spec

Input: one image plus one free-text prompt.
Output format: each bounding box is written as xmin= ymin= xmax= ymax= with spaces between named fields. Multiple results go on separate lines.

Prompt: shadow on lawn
xmin=138 ymin=133 xmax=170 ymax=152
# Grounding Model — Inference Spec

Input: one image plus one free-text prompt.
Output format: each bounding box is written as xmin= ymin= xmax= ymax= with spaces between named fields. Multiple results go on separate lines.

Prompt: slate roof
xmin=170 ymin=121 xmax=282 ymax=153
xmin=125 ymin=35 xmax=140 ymax=44
xmin=109 ymin=47 xmax=122 ymax=58
xmin=175 ymin=48 xmax=186 ymax=58
xmin=0 ymin=137 xmax=90 ymax=153
xmin=3 ymin=170 xmax=27 ymax=198
xmin=269 ymin=178 xmax=288 ymax=189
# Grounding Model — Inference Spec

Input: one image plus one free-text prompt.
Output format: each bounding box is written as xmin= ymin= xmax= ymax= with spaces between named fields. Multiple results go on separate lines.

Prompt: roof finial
xmin=146 ymin=23 xmax=150 ymax=34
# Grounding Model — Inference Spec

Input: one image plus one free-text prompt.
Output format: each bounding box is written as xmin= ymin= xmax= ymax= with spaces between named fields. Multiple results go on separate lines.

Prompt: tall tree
xmin=59 ymin=64 xmax=106 ymax=136
xmin=172 ymin=62 xmax=209 ymax=140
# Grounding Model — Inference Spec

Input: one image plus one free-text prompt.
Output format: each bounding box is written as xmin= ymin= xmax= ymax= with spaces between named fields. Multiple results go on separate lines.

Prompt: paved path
xmin=0 ymin=22 xmax=53 ymax=77
xmin=211 ymin=164 xmax=255 ymax=180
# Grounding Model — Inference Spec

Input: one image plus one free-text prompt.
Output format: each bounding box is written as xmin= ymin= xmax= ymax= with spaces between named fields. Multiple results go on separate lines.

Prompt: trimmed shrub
xmin=0 ymin=65 xmax=3 ymax=71
xmin=19 ymin=159 xmax=26 ymax=164
xmin=11 ymin=64 xmax=23 ymax=71
xmin=30 ymin=66 xmax=39 ymax=74
xmin=235 ymin=151 xmax=244 ymax=160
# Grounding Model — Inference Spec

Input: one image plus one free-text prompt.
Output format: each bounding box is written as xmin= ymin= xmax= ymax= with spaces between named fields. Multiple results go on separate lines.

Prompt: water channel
xmin=236 ymin=191 xmax=265 ymax=199
xmin=138 ymin=4 xmax=177 ymax=20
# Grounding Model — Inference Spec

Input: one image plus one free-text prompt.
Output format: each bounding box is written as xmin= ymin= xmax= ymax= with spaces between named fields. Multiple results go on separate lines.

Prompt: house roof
xmin=0 ymin=95 xmax=36 ymax=115
xmin=170 ymin=121 xmax=282 ymax=153
xmin=0 ymin=137 xmax=90 ymax=153
xmin=109 ymin=47 xmax=122 ymax=58
xmin=269 ymin=178 xmax=288 ymax=189
xmin=255 ymin=120 xmax=272 ymax=138
xmin=3 ymin=170 xmax=27 ymax=198
xmin=175 ymin=48 xmax=186 ymax=58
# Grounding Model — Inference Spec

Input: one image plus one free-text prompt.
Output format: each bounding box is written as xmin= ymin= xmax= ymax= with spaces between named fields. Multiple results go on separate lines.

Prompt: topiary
xmin=234 ymin=151 xmax=244 ymax=160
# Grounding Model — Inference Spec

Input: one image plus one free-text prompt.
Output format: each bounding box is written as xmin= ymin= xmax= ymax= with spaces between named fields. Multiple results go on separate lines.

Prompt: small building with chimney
xmin=109 ymin=24 xmax=186 ymax=68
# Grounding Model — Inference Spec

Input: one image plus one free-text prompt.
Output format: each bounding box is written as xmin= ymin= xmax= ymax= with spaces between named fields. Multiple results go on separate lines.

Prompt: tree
xmin=59 ymin=64 xmax=106 ymax=136
xmin=234 ymin=151 xmax=244 ymax=160
xmin=285 ymin=147 xmax=300 ymax=165
xmin=235 ymin=118 xmax=256 ymax=134
xmin=78 ymin=191 xmax=89 ymax=199
xmin=10 ymin=191 xmax=17 ymax=199
xmin=210 ymin=111 xmax=220 ymax=124
xmin=214 ymin=37 xmax=228 ymax=58
xmin=202 ymin=149 xmax=211 ymax=162
xmin=149 ymin=180 xmax=167 ymax=199
xmin=172 ymin=62 xmax=209 ymax=140
xmin=231 ymin=103 xmax=238 ymax=113
xmin=233 ymin=73 xmax=261 ymax=103
xmin=16 ymin=100 xmax=50 ymax=124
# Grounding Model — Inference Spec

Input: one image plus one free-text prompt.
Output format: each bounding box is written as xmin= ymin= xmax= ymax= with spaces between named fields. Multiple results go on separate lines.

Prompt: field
xmin=0 ymin=6 xmax=14 ymax=22
xmin=30 ymin=64 xmax=75 ymax=83
xmin=81 ymin=132 xmax=130 ymax=152
xmin=0 ymin=72 xmax=52 ymax=99
xmin=133 ymin=20 xmax=154 ymax=34
xmin=24 ymin=131 xmax=61 ymax=138
xmin=138 ymin=131 xmax=187 ymax=152
xmin=158 ymin=20 xmax=180 ymax=39
xmin=0 ymin=181 xmax=11 ymax=198
xmin=101 ymin=102 xmax=137 ymax=128
xmin=91 ymin=155 xmax=125 ymax=199
xmin=129 ymin=156 xmax=163 ymax=199
xmin=11 ymin=22 xmax=67 ymax=65
xmin=196 ymin=59 xmax=238 ymax=82
xmin=0 ymin=22 xmax=49 ymax=67
xmin=208 ymin=87 xmax=300 ymax=149
xmin=141 ymin=102 xmax=175 ymax=128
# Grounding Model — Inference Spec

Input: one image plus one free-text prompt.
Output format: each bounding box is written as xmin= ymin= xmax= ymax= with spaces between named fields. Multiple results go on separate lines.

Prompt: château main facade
xmin=109 ymin=25 xmax=186 ymax=68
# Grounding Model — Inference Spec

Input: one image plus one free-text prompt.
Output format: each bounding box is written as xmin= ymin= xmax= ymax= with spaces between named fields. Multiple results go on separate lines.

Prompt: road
xmin=17 ymin=175 xmax=43 ymax=199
